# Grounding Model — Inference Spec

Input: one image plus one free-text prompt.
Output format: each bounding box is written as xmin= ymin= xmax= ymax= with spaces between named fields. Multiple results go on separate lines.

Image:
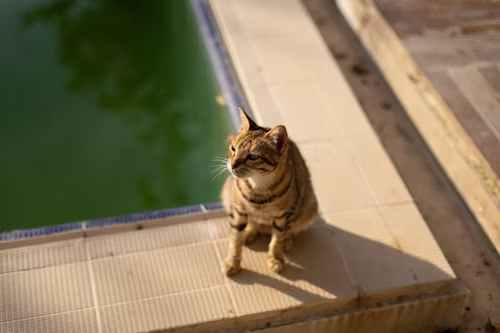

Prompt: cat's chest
xmin=249 ymin=211 xmax=274 ymax=225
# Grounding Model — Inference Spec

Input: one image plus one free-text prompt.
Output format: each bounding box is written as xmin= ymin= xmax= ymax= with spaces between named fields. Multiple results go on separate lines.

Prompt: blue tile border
xmin=191 ymin=0 xmax=252 ymax=132
xmin=0 ymin=204 xmax=227 ymax=243
xmin=0 ymin=1 xmax=238 ymax=244
xmin=0 ymin=222 xmax=84 ymax=242
xmin=84 ymin=205 xmax=205 ymax=230
xmin=203 ymin=202 xmax=225 ymax=211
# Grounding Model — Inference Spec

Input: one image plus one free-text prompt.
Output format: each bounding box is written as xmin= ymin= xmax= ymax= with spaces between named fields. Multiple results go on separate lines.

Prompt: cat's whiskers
xmin=210 ymin=157 xmax=230 ymax=183
xmin=210 ymin=166 xmax=227 ymax=174
xmin=211 ymin=167 xmax=228 ymax=183
xmin=210 ymin=157 xmax=229 ymax=172
xmin=210 ymin=165 xmax=227 ymax=174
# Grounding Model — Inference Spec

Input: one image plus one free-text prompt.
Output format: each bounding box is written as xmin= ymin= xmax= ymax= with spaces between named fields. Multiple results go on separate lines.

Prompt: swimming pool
xmin=0 ymin=0 xmax=234 ymax=231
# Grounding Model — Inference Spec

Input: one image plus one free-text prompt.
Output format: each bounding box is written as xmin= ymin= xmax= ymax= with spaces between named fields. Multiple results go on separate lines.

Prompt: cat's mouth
xmin=230 ymin=169 xmax=247 ymax=178
xmin=227 ymin=166 xmax=247 ymax=178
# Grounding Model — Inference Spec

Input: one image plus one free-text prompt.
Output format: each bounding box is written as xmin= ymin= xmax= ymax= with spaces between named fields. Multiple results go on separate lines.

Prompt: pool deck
xmin=0 ymin=0 xmax=469 ymax=332
xmin=336 ymin=0 xmax=500 ymax=257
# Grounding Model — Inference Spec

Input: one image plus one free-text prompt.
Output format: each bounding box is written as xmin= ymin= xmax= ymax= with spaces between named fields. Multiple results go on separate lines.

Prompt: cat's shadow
xmin=227 ymin=217 xmax=452 ymax=304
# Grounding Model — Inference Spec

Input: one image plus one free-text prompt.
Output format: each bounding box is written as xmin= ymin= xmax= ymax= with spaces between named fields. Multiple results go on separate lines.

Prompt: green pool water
xmin=0 ymin=0 xmax=233 ymax=232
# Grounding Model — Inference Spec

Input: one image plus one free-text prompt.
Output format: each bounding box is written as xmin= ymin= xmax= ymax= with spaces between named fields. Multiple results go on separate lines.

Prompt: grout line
xmin=98 ymin=284 xmax=228 ymax=309
xmin=85 ymin=241 xmax=102 ymax=333
xmin=326 ymin=225 xmax=363 ymax=296
xmin=336 ymin=138 xmax=410 ymax=257
xmin=0 ymin=308 xmax=96 ymax=325
xmin=0 ymin=238 xmax=82 ymax=252
xmin=0 ymin=261 xmax=86 ymax=276
xmin=344 ymin=143 xmax=415 ymax=277
xmin=90 ymin=238 xmax=230 ymax=263
xmin=210 ymin=238 xmax=239 ymax=315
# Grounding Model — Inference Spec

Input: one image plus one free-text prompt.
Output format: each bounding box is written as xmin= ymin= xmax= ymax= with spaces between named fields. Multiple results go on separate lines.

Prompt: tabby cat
xmin=221 ymin=108 xmax=318 ymax=275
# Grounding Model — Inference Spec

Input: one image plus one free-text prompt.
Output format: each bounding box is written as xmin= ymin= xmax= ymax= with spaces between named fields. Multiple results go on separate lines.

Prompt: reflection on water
xmin=0 ymin=0 xmax=232 ymax=231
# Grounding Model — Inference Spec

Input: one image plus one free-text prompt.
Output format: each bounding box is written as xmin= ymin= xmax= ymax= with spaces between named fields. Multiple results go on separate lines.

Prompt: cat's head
xmin=226 ymin=108 xmax=288 ymax=179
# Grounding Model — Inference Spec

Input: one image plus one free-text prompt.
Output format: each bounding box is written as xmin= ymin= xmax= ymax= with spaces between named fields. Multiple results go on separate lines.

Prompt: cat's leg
xmin=244 ymin=222 xmax=259 ymax=246
xmin=267 ymin=219 xmax=289 ymax=273
xmin=222 ymin=209 xmax=248 ymax=276
xmin=283 ymin=235 xmax=294 ymax=254
xmin=283 ymin=214 xmax=316 ymax=254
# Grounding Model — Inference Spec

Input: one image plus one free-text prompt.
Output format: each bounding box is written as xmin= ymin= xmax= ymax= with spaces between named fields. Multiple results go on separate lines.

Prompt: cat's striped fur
xmin=221 ymin=108 xmax=318 ymax=275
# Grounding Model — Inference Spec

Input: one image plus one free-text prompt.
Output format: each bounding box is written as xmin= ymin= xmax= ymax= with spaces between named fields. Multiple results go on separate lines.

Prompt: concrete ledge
xmin=256 ymin=287 xmax=469 ymax=333
xmin=336 ymin=0 xmax=500 ymax=255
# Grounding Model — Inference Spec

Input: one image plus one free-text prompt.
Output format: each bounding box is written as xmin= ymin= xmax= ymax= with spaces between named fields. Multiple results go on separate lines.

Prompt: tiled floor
xmin=0 ymin=0 xmax=466 ymax=332
xmin=0 ymin=214 xmax=457 ymax=333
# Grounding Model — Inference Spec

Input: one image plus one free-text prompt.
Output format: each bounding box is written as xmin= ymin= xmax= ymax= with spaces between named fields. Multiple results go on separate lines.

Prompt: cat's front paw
xmin=267 ymin=256 xmax=285 ymax=273
xmin=222 ymin=259 xmax=241 ymax=276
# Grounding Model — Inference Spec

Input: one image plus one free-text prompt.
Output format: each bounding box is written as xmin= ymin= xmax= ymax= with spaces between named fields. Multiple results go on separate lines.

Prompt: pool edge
xmin=0 ymin=203 xmax=227 ymax=249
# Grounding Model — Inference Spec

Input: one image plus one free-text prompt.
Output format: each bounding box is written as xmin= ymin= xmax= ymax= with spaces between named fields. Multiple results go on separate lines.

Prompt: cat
xmin=221 ymin=108 xmax=318 ymax=275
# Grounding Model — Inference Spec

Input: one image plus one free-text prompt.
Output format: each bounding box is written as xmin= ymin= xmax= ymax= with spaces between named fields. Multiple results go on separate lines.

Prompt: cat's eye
xmin=247 ymin=153 xmax=259 ymax=161
xmin=231 ymin=145 xmax=235 ymax=152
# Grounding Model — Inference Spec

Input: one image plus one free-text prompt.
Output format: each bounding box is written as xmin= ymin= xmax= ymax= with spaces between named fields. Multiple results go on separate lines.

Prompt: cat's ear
xmin=266 ymin=125 xmax=288 ymax=153
xmin=239 ymin=107 xmax=259 ymax=132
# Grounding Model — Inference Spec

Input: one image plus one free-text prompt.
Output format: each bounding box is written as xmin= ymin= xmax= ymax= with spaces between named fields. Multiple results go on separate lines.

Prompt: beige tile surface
xmin=0 ymin=309 xmax=98 ymax=333
xmin=315 ymin=80 xmax=375 ymax=137
xmin=216 ymin=225 xmax=358 ymax=317
xmin=88 ymin=219 xmax=220 ymax=259
xmin=268 ymin=83 xmax=342 ymax=142
xmin=217 ymin=225 xmax=358 ymax=316
xmin=379 ymin=204 xmax=455 ymax=283
xmin=0 ymin=239 xmax=85 ymax=274
xmin=299 ymin=140 xmax=377 ymax=213
xmin=323 ymin=209 xmax=417 ymax=294
xmin=91 ymin=243 xmax=224 ymax=306
xmin=245 ymin=85 xmax=284 ymax=127
xmin=0 ymin=263 xmax=93 ymax=322
xmin=232 ymin=0 xmax=312 ymax=40
xmin=99 ymin=287 xmax=234 ymax=333
xmin=345 ymin=137 xmax=413 ymax=206
xmin=251 ymin=37 xmax=334 ymax=86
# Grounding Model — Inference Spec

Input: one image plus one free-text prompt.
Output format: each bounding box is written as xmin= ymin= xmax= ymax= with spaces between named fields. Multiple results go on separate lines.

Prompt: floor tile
xmin=345 ymin=137 xmax=413 ymax=206
xmin=379 ymin=203 xmax=455 ymax=284
xmin=323 ymin=210 xmax=417 ymax=294
xmin=91 ymin=243 xmax=224 ymax=306
xmin=0 ymin=309 xmax=98 ymax=333
xmin=88 ymin=220 xmax=216 ymax=259
xmin=299 ymin=141 xmax=376 ymax=213
xmin=99 ymin=287 xmax=234 ymax=333
xmin=0 ymin=239 xmax=85 ymax=274
xmin=0 ymin=263 xmax=92 ymax=322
